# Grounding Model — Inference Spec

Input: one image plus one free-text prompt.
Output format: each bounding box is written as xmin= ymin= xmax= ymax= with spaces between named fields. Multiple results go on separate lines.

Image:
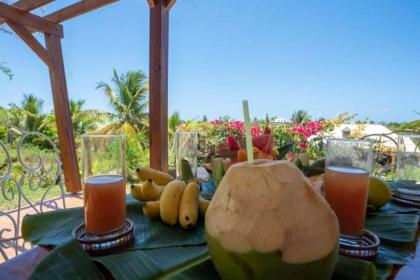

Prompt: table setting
xmin=17 ymin=102 xmax=420 ymax=280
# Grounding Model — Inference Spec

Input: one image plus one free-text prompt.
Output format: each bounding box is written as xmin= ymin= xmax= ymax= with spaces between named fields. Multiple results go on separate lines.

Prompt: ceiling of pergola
xmin=0 ymin=0 xmax=177 ymax=192
xmin=0 ymin=0 xmax=120 ymax=35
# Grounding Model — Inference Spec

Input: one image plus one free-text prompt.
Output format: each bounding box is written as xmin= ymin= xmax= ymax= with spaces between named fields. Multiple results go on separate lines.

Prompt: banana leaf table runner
xmin=24 ymin=193 xmax=419 ymax=280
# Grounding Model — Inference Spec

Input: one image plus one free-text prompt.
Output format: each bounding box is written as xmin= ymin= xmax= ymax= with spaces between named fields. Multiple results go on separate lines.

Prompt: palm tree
xmin=291 ymin=110 xmax=311 ymax=125
xmin=95 ymin=69 xmax=149 ymax=136
xmin=169 ymin=111 xmax=182 ymax=136
xmin=69 ymin=99 xmax=106 ymax=137
xmin=10 ymin=94 xmax=45 ymax=131
xmin=40 ymin=99 xmax=106 ymax=139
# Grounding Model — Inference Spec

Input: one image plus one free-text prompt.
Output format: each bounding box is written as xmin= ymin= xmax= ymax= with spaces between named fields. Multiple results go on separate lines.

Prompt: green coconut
xmin=205 ymin=160 xmax=339 ymax=280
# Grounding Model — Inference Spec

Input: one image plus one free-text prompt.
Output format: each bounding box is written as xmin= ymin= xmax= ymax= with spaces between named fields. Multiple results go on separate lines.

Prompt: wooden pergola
xmin=0 ymin=0 xmax=175 ymax=192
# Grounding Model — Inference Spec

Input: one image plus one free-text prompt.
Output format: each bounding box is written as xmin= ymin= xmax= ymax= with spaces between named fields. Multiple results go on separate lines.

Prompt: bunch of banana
xmin=148 ymin=180 xmax=210 ymax=229
xmin=131 ymin=167 xmax=210 ymax=229
xmin=143 ymin=180 xmax=209 ymax=229
xmin=131 ymin=179 xmax=164 ymax=201
xmin=131 ymin=167 xmax=174 ymax=201
xmin=136 ymin=167 xmax=174 ymax=185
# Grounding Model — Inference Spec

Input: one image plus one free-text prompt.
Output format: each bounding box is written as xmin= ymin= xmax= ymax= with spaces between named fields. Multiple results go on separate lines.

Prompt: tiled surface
xmin=0 ymin=194 xmax=84 ymax=263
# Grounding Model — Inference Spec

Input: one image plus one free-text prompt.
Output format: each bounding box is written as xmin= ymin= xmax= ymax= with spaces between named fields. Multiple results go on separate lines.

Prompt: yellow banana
xmin=143 ymin=201 xmax=160 ymax=219
xmin=130 ymin=184 xmax=143 ymax=201
xmin=160 ymin=180 xmax=186 ymax=225
xmin=179 ymin=181 xmax=200 ymax=229
xmin=199 ymin=197 xmax=210 ymax=217
xmin=136 ymin=167 xmax=174 ymax=185
xmin=141 ymin=179 xmax=164 ymax=201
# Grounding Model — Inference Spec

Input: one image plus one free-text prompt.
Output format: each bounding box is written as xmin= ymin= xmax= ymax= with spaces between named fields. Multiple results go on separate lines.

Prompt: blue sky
xmin=0 ymin=0 xmax=419 ymax=122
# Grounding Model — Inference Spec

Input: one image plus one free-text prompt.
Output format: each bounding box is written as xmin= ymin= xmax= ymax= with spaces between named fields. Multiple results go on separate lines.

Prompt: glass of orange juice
xmin=81 ymin=135 xmax=126 ymax=235
xmin=324 ymin=138 xmax=373 ymax=243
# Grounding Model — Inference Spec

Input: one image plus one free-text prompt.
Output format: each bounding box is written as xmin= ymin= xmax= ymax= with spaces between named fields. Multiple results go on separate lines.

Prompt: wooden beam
xmin=6 ymin=21 xmax=51 ymax=67
xmin=45 ymin=33 xmax=82 ymax=193
xmin=0 ymin=2 xmax=63 ymax=37
xmin=147 ymin=0 xmax=156 ymax=8
xmin=44 ymin=0 xmax=119 ymax=23
xmin=149 ymin=0 xmax=169 ymax=172
xmin=8 ymin=0 xmax=53 ymax=10
xmin=0 ymin=0 xmax=54 ymax=25
xmin=165 ymin=0 xmax=176 ymax=10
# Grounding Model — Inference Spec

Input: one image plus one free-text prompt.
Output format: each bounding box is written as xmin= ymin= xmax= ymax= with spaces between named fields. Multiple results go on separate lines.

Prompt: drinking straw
xmin=242 ymin=100 xmax=254 ymax=163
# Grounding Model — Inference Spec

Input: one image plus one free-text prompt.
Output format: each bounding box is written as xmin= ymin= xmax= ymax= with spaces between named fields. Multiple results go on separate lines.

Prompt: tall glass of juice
xmin=324 ymin=138 xmax=373 ymax=242
xmin=81 ymin=135 xmax=126 ymax=235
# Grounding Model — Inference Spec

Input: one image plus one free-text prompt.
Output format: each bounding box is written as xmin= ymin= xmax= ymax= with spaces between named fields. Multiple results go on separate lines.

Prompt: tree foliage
xmin=291 ymin=110 xmax=311 ymax=124
xmin=1 ymin=17 xmax=13 ymax=80
xmin=10 ymin=94 xmax=46 ymax=131
xmin=0 ymin=61 xmax=13 ymax=80
xmin=95 ymin=69 xmax=149 ymax=138
xmin=169 ymin=111 xmax=182 ymax=135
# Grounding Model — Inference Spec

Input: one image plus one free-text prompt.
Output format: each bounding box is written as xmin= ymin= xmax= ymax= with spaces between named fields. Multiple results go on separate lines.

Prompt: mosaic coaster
xmin=392 ymin=190 xmax=420 ymax=208
xmin=339 ymin=229 xmax=380 ymax=261
xmin=72 ymin=219 xmax=134 ymax=256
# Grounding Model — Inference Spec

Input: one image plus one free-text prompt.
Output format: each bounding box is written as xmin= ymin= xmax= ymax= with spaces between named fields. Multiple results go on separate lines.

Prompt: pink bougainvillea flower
xmin=210 ymin=119 xmax=223 ymax=125
xmin=286 ymin=152 xmax=295 ymax=161
xmin=289 ymin=121 xmax=324 ymax=138
xmin=250 ymin=126 xmax=260 ymax=136
xmin=227 ymin=120 xmax=245 ymax=133
xmin=299 ymin=142 xmax=308 ymax=150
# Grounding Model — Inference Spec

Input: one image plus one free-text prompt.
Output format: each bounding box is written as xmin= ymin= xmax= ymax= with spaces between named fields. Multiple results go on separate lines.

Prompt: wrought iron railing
xmin=360 ymin=133 xmax=398 ymax=178
xmin=360 ymin=131 xmax=419 ymax=178
xmin=0 ymin=124 xmax=67 ymax=261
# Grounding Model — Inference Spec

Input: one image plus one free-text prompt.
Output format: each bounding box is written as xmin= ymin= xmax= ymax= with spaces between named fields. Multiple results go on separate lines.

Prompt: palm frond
xmin=96 ymin=69 xmax=149 ymax=135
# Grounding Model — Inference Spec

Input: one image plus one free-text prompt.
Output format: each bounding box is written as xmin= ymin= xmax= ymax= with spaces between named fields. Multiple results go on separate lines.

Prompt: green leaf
xmin=168 ymin=259 xmax=220 ymax=280
xmin=23 ymin=194 xmax=418 ymax=280
xmin=300 ymin=165 xmax=325 ymax=177
xmin=375 ymin=264 xmax=393 ymax=280
xmin=311 ymin=158 xmax=325 ymax=169
xmin=211 ymin=158 xmax=225 ymax=188
xmin=22 ymin=208 xmax=83 ymax=246
xmin=375 ymin=244 xmax=413 ymax=265
xmin=25 ymin=199 xmax=209 ymax=280
xmin=298 ymin=158 xmax=326 ymax=177
xmin=168 ymin=255 xmax=379 ymax=280
xmin=28 ymin=240 xmax=210 ymax=280
xmin=332 ymin=255 xmax=376 ymax=280
xmin=94 ymin=246 xmax=209 ymax=280
xmin=380 ymin=202 xmax=420 ymax=215
xmin=366 ymin=213 xmax=419 ymax=243
xmin=181 ymin=159 xmax=194 ymax=181
xmin=29 ymin=239 xmax=103 ymax=280
xmin=23 ymin=200 xmax=206 ymax=250
xmin=276 ymin=142 xmax=294 ymax=160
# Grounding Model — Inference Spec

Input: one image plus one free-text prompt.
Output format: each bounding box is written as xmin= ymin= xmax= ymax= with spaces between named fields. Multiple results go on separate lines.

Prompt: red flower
xmin=286 ymin=152 xmax=295 ymax=161
xmin=227 ymin=121 xmax=245 ymax=132
xmin=226 ymin=136 xmax=240 ymax=151
xmin=251 ymin=126 xmax=260 ymax=136
xmin=290 ymin=121 xmax=324 ymax=139
xmin=299 ymin=142 xmax=308 ymax=150
xmin=210 ymin=119 xmax=223 ymax=125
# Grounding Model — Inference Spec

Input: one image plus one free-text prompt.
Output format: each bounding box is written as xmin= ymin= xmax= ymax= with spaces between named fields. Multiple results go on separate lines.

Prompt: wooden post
xmin=45 ymin=33 xmax=82 ymax=192
xmin=149 ymin=0 xmax=169 ymax=172
xmin=0 ymin=0 xmax=119 ymax=193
